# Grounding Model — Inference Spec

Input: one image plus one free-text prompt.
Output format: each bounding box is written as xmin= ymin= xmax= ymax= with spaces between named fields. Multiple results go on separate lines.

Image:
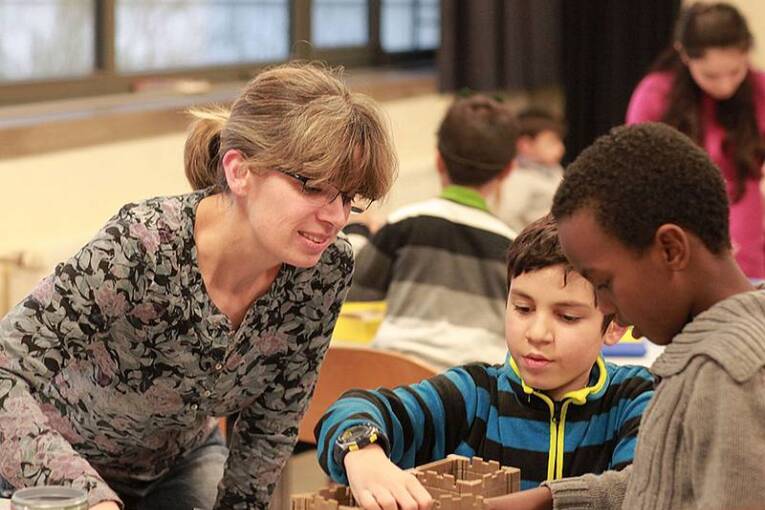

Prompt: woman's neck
xmin=194 ymin=194 xmax=280 ymax=296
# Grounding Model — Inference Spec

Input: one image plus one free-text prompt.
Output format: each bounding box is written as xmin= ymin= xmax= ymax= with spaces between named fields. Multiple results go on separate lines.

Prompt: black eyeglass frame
xmin=275 ymin=169 xmax=373 ymax=214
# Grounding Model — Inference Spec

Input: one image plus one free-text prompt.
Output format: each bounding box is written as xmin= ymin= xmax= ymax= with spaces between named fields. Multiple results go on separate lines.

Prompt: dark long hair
xmin=652 ymin=2 xmax=764 ymax=202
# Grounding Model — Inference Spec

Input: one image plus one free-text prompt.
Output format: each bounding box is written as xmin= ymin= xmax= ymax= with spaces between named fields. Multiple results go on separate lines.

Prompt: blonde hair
xmin=184 ymin=62 xmax=397 ymax=201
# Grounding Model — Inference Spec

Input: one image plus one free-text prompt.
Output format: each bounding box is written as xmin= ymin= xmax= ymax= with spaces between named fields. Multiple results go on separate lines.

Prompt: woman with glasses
xmin=0 ymin=62 xmax=396 ymax=510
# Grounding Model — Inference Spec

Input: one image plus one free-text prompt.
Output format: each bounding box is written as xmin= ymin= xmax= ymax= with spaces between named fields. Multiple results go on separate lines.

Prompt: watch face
xmin=339 ymin=424 xmax=376 ymax=446
xmin=334 ymin=423 xmax=389 ymax=466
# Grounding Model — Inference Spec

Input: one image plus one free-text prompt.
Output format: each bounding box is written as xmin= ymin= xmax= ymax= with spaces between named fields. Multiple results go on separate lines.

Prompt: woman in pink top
xmin=627 ymin=2 xmax=765 ymax=279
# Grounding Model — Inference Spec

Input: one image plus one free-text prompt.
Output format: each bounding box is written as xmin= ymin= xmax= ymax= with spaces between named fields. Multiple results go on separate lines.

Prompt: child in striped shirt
xmin=315 ymin=214 xmax=654 ymax=510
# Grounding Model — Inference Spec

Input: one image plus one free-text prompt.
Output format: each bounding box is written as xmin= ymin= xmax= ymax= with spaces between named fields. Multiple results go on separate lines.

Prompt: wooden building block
xmin=292 ymin=455 xmax=521 ymax=510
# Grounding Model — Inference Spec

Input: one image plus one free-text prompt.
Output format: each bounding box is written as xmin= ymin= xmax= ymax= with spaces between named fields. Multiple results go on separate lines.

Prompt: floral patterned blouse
xmin=0 ymin=189 xmax=353 ymax=509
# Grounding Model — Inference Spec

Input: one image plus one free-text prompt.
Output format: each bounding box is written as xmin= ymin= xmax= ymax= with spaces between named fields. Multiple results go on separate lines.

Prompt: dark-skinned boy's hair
xmin=551 ymin=122 xmax=731 ymax=254
xmin=437 ymin=94 xmax=519 ymax=186
xmin=507 ymin=214 xmax=613 ymax=332
xmin=517 ymin=106 xmax=567 ymax=139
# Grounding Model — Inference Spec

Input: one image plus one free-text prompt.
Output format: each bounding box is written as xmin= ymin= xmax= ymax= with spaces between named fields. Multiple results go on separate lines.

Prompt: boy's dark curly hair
xmin=551 ymin=122 xmax=730 ymax=254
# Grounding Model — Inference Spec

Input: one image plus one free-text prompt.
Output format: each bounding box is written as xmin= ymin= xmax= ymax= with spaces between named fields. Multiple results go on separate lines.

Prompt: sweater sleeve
xmin=625 ymin=72 xmax=672 ymax=124
xmin=215 ymin=242 xmax=353 ymax=509
xmin=543 ymin=466 xmax=631 ymax=510
xmin=683 ymin=361 xmax=765 ymax=509
xmin=0 ymin=208 xmax=151 ymax=507
xmin=314 ymin=365 xmax=482 ymax=485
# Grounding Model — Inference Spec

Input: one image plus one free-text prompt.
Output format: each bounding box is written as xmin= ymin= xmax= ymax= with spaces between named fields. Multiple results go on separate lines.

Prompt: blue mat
xmin=602 ymin=327 xmax=648 ymax=357
xmin=602 ymin=341 xmax=647 ymax=356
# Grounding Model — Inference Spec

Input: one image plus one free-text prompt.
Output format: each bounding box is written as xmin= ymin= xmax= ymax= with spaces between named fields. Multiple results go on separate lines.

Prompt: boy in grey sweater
xmin=487 ymin=122 xmax=765 ymax=510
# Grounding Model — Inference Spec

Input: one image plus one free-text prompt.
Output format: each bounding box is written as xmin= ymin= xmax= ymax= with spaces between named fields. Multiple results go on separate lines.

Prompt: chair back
xmin=298 ymin=344 xmax=439 ymax=444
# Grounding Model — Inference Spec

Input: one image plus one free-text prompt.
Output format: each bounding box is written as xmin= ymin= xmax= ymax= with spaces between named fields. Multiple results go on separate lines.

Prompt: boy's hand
xmin=344 ymin=444 xmax=433 ymax=510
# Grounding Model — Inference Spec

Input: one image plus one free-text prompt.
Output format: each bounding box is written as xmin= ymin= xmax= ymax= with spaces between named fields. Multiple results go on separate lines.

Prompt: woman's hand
xmin=90 ymin=501 xmax=120 ymax=510
xmin=344 ymin=444 xmax=432 ymax=510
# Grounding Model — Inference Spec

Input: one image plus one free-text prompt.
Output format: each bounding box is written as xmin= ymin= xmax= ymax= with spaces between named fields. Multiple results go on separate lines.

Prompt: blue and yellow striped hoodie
xmin=316 ymin=356 xmax=654 ymax=489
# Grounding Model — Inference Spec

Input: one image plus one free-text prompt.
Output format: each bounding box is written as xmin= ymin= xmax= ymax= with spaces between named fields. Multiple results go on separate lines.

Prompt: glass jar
xmin=10 ymin=486 xmax=88 ymax=510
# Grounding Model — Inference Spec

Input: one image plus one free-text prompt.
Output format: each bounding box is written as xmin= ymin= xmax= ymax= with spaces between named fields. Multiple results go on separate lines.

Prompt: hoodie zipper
xmin=536 ymin=393 xmax=562 ymax=481
xmin=555 ymin=400 xmax=572 ymax=479
xmin=550 ymin=401 xmax=562 ymax=480
xmin=538 ymin=395 xmax=573 ymax=481
xmin=509 ymin=356 xmax=608 ymax=481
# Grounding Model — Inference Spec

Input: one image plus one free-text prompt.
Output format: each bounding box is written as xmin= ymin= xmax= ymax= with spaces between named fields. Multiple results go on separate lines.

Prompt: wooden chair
xmin=271 ymin=345 xmax=439 ymax=510
xmin=298 ymin=343 xmax=440 ymax=444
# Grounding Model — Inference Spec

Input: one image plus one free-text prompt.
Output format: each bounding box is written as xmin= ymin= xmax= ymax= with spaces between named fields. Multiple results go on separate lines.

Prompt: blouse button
xmin=215 ymin=363 xmax=223 ymax=371
xmin=204 ymin=390 xmax=212 ymax=397
xmin=191 ymin=403 xmax=198 ymax=410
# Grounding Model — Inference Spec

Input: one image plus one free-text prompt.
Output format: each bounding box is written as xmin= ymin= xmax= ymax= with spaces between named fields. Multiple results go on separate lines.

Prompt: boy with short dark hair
xmin=490 ymin=122 xmax=765 ymax=510
xmin=316 ymin=215 xmax=654 ymax=510
xmin=495 ymin=107 xmax=566 ymax=233
xmin=347 ymin=95 xmax=519 ymax=369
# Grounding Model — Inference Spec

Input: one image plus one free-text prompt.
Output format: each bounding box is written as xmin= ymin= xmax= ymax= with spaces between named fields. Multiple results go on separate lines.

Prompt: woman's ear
xmin=222 ymin=149 xmax=249 ymax=196
xmin=603 ymin=321 xmax=627 ymax=347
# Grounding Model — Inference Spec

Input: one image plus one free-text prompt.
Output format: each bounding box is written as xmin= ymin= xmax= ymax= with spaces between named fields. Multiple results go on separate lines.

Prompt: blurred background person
xmin=493 ymin=106 xmax=566 ymax=234
xmin=346 ymin=94 xmax=517 ymax=370
xmin=627 ymin=1 xmax=765 ymax=280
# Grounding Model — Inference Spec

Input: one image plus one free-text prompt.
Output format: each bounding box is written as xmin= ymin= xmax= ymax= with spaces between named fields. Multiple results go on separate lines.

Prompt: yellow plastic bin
xmin=331 ymin=301 xmax=386 ymax=344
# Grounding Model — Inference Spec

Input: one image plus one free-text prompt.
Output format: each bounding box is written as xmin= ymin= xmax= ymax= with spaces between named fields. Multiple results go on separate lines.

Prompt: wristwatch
xmin=332 ymin=423 xmax=390 ymax=466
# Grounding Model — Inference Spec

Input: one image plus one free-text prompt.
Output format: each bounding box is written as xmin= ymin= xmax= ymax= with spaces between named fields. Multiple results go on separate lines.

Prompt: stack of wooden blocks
xmin=291 ymin=455 xmax=520 ymax=510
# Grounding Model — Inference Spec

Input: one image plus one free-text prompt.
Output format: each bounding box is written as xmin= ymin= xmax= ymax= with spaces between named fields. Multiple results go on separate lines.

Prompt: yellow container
xmin=332 ymin=301 xmax=386 ymax=344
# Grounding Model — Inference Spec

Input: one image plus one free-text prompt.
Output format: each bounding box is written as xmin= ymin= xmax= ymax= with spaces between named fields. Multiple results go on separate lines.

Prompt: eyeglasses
xmin=275 ymin=170 xmax=374 ymax=214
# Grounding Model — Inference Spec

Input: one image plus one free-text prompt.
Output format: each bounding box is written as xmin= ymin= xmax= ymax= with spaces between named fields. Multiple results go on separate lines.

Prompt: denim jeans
xmin=1 ymin=429 xmax=228 ymax=510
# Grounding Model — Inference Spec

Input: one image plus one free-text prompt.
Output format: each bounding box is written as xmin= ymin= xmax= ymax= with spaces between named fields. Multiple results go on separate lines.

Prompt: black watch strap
xmin=332 ymin=423 xmax=390 ymax=467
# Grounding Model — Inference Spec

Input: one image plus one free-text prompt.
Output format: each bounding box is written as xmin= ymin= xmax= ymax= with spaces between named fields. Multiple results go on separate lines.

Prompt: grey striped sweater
xmin=348 ymin=185 xmax=515 ymax=369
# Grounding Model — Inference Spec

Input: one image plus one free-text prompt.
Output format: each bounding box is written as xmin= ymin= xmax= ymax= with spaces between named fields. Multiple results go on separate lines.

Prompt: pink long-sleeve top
xmin=626 ymin=70 xmax=765 ymax=279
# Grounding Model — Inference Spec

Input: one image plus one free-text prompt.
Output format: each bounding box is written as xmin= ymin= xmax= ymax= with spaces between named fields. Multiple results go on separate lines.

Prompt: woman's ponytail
xmin=184 ymin=107 xmax=230 ymax=191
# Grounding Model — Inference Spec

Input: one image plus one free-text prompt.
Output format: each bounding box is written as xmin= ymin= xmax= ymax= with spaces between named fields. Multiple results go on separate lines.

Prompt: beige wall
xmin=732 ymin=0 xmax=765 ymax=68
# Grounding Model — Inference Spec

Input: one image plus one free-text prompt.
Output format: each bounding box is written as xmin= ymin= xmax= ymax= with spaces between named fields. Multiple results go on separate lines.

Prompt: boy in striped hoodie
xmin=315 ymin=215 xmax=654 ymax=510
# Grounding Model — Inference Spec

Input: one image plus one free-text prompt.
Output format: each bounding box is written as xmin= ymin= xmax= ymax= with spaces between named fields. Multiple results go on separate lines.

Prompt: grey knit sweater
xmin=546 ymin=289 xmax=765 ymax=509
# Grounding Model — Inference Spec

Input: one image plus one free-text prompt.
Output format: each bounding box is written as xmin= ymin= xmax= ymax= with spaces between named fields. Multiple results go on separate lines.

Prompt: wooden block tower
xmin=291 ymin=455 xmax=521 ymax=510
